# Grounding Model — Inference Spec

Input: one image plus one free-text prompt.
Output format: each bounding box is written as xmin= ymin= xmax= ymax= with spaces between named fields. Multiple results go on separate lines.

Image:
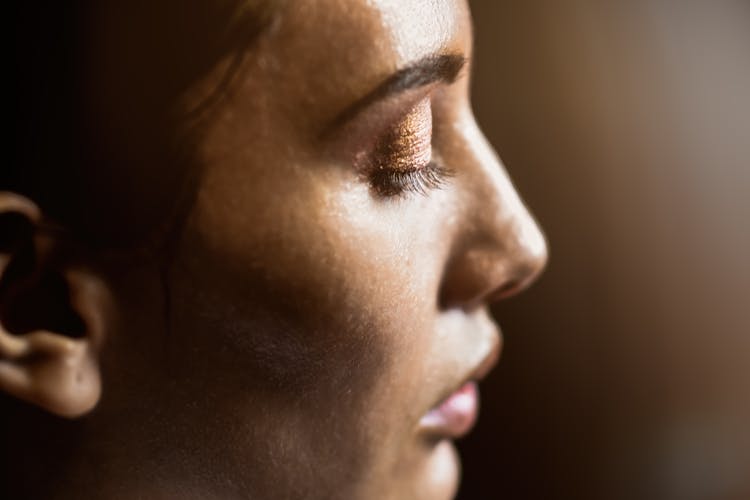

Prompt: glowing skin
xmin=1 ymin=1 xmax=547 ymax=499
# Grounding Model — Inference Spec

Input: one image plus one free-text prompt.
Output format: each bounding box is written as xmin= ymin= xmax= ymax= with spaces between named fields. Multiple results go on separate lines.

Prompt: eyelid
xmin=325 ymin=85 xmax=437 ymax=171
xmin=357 ymin=83 xmax=438 ymax=137
xmin=324 ymin=84 xmax=439 ymax=164
xmin=331 ymin=92 xmax=453 ymax=198
xmin=325 ymin=53 xmax=468 ymax=137
xmin=371 ymin=97 xmax=433 ymax=172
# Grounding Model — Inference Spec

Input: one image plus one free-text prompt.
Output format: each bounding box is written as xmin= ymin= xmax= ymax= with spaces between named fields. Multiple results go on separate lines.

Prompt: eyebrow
xmin=328 ymin=53 xmax=467 ymax=131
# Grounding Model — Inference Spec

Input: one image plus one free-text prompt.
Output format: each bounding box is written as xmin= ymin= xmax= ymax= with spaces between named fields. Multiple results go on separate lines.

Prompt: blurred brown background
xmin=458 ymin=1 xmax=750 ymax=499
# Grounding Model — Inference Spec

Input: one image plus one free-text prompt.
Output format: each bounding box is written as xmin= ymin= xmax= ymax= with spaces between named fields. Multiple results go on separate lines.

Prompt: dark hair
xmin=4 ymin=3 xmax=275 ymax=497
xmin=9 ymin=1 xmax=274 ymax=251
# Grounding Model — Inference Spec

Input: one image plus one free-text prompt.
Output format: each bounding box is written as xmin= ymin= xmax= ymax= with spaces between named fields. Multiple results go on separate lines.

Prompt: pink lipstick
xmin=419 ymin=381 xmax=479 ymax=439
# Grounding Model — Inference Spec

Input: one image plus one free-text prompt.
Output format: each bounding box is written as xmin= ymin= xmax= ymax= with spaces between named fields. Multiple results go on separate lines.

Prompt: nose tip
xmin=490 ymin=216 xmax=548 ymax=301
xmin=439 ymin=211 xmax=548 ymax=310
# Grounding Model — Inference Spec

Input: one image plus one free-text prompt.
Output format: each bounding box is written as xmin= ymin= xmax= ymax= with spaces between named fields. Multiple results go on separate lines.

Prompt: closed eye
xmin=365 ymin=97 xmax=453 ymax=198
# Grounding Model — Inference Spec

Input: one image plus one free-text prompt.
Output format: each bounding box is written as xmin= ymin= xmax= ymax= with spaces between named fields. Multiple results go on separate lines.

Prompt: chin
xmin=413 ymin=439 xmax=461 ymax=500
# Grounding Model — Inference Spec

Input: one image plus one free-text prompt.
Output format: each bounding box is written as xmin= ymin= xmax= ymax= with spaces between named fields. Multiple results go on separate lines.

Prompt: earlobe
xmin=0 ymin=324 xmax=102 ymax=418
xmin=0 ymin=192 xmax=107 ymax=418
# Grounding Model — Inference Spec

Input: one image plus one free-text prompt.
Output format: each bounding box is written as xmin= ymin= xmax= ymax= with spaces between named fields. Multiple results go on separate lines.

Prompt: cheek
xmin=160 ymin=162 xmax=459 ymax=498
xmin=167 ymin=158 xmax=454 ymax=468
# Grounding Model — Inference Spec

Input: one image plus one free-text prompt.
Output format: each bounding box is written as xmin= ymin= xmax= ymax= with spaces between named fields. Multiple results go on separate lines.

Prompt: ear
xmin=0 ymin=192 xmax=109 ymax=418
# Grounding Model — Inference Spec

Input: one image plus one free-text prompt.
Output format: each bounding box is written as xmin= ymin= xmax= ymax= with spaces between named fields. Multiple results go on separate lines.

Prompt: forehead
xmin=366 ymin=0 xmax=466 ymax=61
xmin=276 ymin=0 xmax=468 ymax=63
xmin=247 ymin=0 xmax=470 ymax=129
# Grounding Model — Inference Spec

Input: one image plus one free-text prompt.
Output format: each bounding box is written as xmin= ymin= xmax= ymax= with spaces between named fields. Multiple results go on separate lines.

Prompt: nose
xmin=439 ymin=114 xmax=548 ymax=310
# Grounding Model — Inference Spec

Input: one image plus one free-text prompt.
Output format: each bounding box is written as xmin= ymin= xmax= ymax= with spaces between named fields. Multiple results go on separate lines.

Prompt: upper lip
xmin=470 ymin=334 xmax=502 ymax=383
xmin=427 ymin=328 xmax=502 ymax=412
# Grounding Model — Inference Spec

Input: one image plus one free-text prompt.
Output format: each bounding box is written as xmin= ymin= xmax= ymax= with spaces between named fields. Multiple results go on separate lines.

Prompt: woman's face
xmin=97 ymin=0 xmax=547 ymax=498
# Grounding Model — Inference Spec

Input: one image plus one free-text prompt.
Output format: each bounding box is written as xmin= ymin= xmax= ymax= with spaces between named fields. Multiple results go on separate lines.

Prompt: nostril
xmin=491 ymin=279 xmax=521 ymax=302
xmin=489 ymin=249 xmax=548 ymax=303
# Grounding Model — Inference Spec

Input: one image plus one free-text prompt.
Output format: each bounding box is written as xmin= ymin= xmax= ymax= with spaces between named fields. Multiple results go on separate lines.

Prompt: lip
xmin=419 ymin=381 xmax=480 ymax=438
xmin=418 ymin=336 xmax=501 ymax=439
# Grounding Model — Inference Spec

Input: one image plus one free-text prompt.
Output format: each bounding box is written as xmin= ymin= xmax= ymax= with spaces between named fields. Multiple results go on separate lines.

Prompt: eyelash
xmin=369 ymin=161 xmax=454 ymax=197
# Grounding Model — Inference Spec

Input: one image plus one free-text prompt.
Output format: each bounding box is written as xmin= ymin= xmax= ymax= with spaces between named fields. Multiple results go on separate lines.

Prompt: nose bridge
xmin=440 ymin=113 xmax=548 ymax=308
xmin=476 ymin=129 xmax=547 ymax=285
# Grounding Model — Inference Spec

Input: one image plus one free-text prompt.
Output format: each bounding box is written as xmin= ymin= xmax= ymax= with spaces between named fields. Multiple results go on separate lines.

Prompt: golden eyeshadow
xmin=373 ymin=98 xmax=433 ymax=172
